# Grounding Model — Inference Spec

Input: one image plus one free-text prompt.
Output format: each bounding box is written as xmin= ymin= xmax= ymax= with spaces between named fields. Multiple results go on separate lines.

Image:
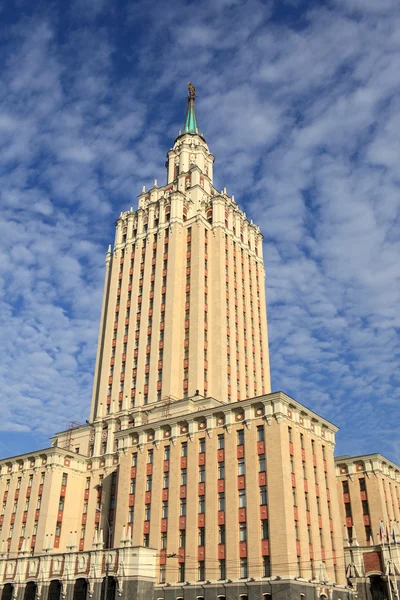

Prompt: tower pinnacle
xmin=184 ymin=82 xmax=198 ymax=134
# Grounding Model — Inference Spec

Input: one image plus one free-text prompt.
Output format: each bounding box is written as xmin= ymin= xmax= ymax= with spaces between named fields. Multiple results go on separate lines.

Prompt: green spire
xmin=184 ymin=82 xmax=198 ymax=134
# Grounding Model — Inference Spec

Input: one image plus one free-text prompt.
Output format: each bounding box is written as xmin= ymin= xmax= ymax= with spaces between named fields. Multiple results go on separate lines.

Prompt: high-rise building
xmin=0 ymin=87 xmax=397 ymax=600
xmin=90 ymin=84 xmax=270 ymax=423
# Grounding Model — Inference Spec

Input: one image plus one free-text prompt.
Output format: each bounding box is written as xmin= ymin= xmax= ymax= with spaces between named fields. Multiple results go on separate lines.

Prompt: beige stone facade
xmin=1 ymin=90 xmax=397 ymax=600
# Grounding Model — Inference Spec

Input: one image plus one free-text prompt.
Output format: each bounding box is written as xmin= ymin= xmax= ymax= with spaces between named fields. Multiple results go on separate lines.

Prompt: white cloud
xmin=0 ymin=0 xmax=398 ymax=463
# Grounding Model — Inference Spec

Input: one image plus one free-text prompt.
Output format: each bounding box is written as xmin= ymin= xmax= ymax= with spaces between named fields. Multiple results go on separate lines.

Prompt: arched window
xmin=23 ymin=582 xmax=37 ymax=600
xmin=73 ymin=578 xmax=88 ymax=600
xmin=1 ymin=584 xmax=13 ymax=600
xmin=101 ymin=577 xmax=116 ymax=600
xmin=48 ymin=581 xmax=62 ymax=600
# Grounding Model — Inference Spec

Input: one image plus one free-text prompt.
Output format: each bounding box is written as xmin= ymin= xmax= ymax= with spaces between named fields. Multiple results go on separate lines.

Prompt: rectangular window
xmin=237 ymin=429 xmax=244 ymax=445
xmin=359 ymin=478 xmax=366 ymax=492
xmin=178 ymin=563 xmax=185 ymax=583
xmin=181 ymin=442 xmax=188 ymax=457
xmin=132 ymin=453 xmax=138 ymax=466
xmin=219 ymin=525 xmax=225 ymax=545
xmin=219 ymin=559 xmax=226 ymax=580
xmin=181 ymin=469 xmax=187 ymax=485
xmin=362 ymin=500 xmax=369 ymax=515
xmin=128 ymin=507 xmax=134 ymax=523
xmin=240 ymin=558 xmax=248 ymax=579
xmin=199 ymin=465 xmax=205 ymax=483
xmin=164 ymin=446 xmax=170 ymax=460
xmin=199 ymin=496 xmax=205 ymax=513
xmin=239 ymin=523 xmax=247 ymax=542
xmin=239 ymin=489 xmax=246 ymax=508
xmin=159 ymin=565 xmax=166 ymax=584
xmin=130 ymin=479 xmax=136 ymax=494
xmin=259 ymin=454 xmax=266 ymax=472
xmin=260 ymin=486 xmax=268 ymax=505
xmin=263 ymin=556 xmax=271 ymax=577
xmin=218 ymin=434 xmax=224 ymax=450
xmin=62 ymin=473 xmax=68 ymax=486
xmin=179 ymin=530 xmax=186 ymax=547
xmin=218 ymin=463 xmax=225 ymax=479
xmin=257 ymin=425 xmax=264 ymax=442
xmin=161 ymin=532 xmax=167 ymax=550
xmin=145 ymin=505 xmax=151 ymax=521
xmin=162 ymin=501 xmax=168 ymax=519
xmin=199 ymin=438 xmax=206 ymax=453
xmin=198 ymin=561 xmax=205 ymax=582
xmin=238 ymin=457 xmax=245 ymax=476
xmin=143 ymin=533 xmax=149 ymax=547
xmin=198 ymin=527 xmax=205 ymax=546
xmin=261 ymin=519 xmax=269 ymax=539
xmin=218 ymin=492 xmax=225 ymax=511
xmin=163 ymin=473 xmax=169 ymax=489
xmin=147 ymin=450 xmax=153 ymax=464
xmin=180 ymin=499 xmax=186 ymax=516
xmin=146 ymin=476 xmax=152 ymax=492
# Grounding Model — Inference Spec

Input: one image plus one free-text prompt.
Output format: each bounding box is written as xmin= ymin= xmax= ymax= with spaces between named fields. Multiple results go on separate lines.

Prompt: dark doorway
xmin=1 ymin=584 xmax=13 ymax=600
xmin=370 ymin=575 xmax=388 ymax=600
xmin=23 ymin=582 xmax=37 ymax=600
xmin=101 ymin=577 xmax=116 ymax=600
xmin=48 ymin=580 xmax=62 ymax=600
xmin=73 ymin=579 xmax=88 ymax=600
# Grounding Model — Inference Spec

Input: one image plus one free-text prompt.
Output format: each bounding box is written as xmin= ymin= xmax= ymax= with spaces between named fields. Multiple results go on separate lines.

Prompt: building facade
xmin=0 ymin=88 xmax=398 ymax=600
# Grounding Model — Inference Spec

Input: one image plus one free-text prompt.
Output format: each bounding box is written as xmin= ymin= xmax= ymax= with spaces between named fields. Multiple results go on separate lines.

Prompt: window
xmin=219 ymin=560 xmax=226 ymax=580
xmin=198 ymin=527 xmax=205 ymax=546
xmin=237 ymin=429 xmax=244 ymax=445
xmin=163 ymin=473 xmax=169 ymax=489
xmin=261 ymin=519 xmax=269 ymax=539
xmin=62 ymin=473 xmax=68 ymax=486
xmin=159 ymin=565 xmax=166 ymax=584
xmin=240 ymin=558 xmax=248 ymax=579
xmin=305 ymin=492 xmax=309 ymax=511
xmin=37 ymin=497 xmax=42 ymax=510
xmin=218 ymin=492 xmax=225 ymax=511
xmin=362 ymin=499 xmax=369 ymax=515
xmin=181 ymin=469 xmax=187 ymax=485
xmin=238 ymin=457 xmax=245 ymax=476
xmin=239 ymin=489 xmax=246 ymax=508
xmin=219 ymin=525 xmax=225 ymax=544
xmin=180 ymin=499 xmax=186 ymax=516
xmin=85 ymin=477 xmax=90 ymax=490
xmin=218 ymin=434 xmax=224 ymax=449
xmin=128 ymin=507 xmax=134 ymax=523
xmin=259 ymin=454 xmax=266 ymax=472
xmin=239 ymin=523 xmax=247 ymax=542
xmin=179 ymin=530 xmax=186 ymax=547
xmin=359 ymin=478 xmax=366 ymax=492
xmin=257 ymin=426 xmax=264 ymax=442
xmin=17 ymin=478 xmax=21 ymax=489
xmin=143 ymin=533 xmax=149 ymax=547
xmin=199 ymin=496 xmax=205 ymax=513
xmin=147 ymin=450 xmax=153 ymax=464
xmin=178 ymin=563 xmax=185 ymax=583
xmin=130 ymin=479 xmax=136 ymax=494
xmin=58 ymin=497 xmax=64 ymax=511
xmin=164 ymin=446 xmax=170 ymax=460
xmin=181 ymin=442 xmax=188 ymax=457
xmin=161 ymin=532 xmax=167 ymax=550
xmin=263 ymin=556 xmax=271 ymax=577
xmin=145 ymin=504 xmax=151 ymax=521
xmin=345 ymin=503 xmax=352 ymax=518
xmin=162 ymin=501 xmax=168 ymax=518
xmin=199 ymin=438 xmax=206 ymax=453
xmin=146 ymin=476 xmax=152 ymax=491
xmin=55 ymin=522 xmax=62 ymax=537
xmin=260 ymin=486 xmax=267 ymax=505
xmin=199 ymin=465 xmax=205 ymax=483
xmin=132 ymin=453 xmax=138 ymax=466
xmin=218 ymin=463 xmax=225 ymax=479
xmin=198 ymin=561 xmax=205 ymax=581
xmin=28 ymin=475 xmax=33 ymax=487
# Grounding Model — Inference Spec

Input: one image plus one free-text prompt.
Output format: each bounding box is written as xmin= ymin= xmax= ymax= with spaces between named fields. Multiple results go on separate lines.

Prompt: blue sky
xmin=0 ymin=0 xmax=399 ymax=462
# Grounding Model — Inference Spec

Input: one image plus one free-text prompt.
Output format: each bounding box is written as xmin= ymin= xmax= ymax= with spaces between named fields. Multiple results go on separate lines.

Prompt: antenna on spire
xmin=184 ymin=82 xmax=198 ymax=134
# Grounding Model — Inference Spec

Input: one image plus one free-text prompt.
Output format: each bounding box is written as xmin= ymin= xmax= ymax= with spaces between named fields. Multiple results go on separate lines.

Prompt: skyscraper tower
xmin=90 ymin=84 xmax=271 ymax=421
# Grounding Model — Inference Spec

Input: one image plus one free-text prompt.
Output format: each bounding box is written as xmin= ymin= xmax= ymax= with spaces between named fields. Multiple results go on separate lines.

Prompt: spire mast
xmin=184 ymin=82 xmax=198 ymax=134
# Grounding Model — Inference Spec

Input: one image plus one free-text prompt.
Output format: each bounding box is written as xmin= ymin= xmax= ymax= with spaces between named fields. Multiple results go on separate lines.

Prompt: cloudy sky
xmin=0 ymin=0 xmax=399 ymax=463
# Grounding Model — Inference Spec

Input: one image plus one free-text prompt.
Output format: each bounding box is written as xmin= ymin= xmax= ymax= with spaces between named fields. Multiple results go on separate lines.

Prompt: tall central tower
xmin=90 ymin=85 xmax=271 ymax=421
